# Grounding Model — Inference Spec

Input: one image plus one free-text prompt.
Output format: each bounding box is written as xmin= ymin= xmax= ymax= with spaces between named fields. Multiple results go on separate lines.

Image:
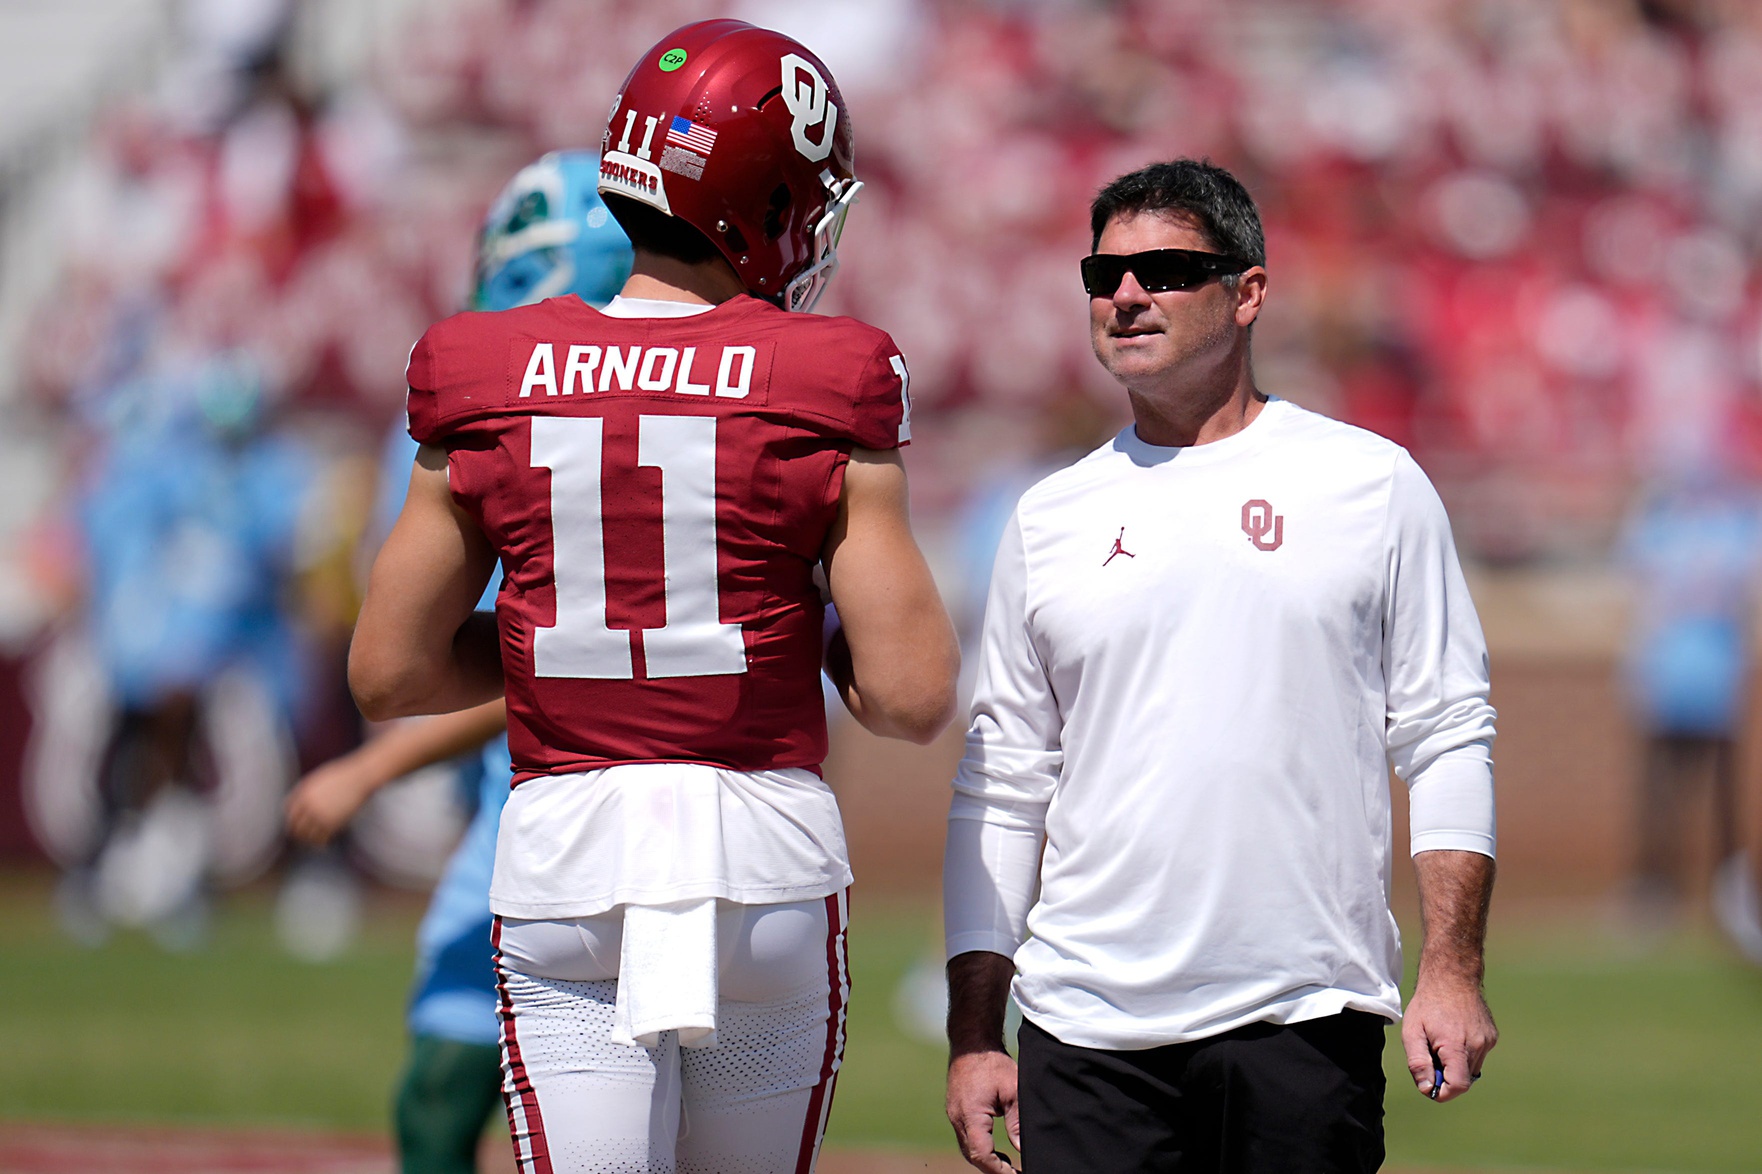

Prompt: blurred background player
xmin=30 ymin=310 xmax=314 ymax=951
xmin=350 ymin=20 xmax=958 ymax=1173
xmin=16 ymin=0 xmax=394 ymax=953
xmin=283 ymin=149 xmax=633 ymax=1174
xmin=1614 ymin=467 xmax=1762 ymax=952
xmin=1618 ymin=471 xmax=1761 ymax=912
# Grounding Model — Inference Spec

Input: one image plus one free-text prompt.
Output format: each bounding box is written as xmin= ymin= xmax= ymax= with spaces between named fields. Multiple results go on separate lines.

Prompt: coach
xmin=942 ymin=159 xmax=1498 ymax=1174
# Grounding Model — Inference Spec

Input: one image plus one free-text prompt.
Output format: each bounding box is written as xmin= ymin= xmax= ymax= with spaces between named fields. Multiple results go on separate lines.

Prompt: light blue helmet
xmin=472 ymin=151 xmax=633 ymax=312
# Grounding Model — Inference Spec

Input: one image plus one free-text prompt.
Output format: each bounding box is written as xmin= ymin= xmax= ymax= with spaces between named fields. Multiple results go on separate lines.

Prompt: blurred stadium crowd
xmin=7 ymin=0 xmax=1762 ymax=934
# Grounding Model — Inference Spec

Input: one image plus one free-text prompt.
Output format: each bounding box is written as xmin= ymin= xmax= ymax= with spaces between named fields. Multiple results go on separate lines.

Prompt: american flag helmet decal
xmin=666 ymin=115 xmax=717 ymax=155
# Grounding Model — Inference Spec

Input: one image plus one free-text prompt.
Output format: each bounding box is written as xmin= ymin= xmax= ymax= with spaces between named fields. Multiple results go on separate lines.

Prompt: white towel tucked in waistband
xmin=610 ymin=898 xmax=719 ymax=1048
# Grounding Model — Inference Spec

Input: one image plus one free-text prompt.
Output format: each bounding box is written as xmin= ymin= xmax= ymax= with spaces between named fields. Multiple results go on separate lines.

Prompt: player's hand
xmin=947 ymin=1048 xmax=1020 ymax=1173
xmin=284 ymin=758 xmax=379 ymax=846
xmin=1402 ymin=970 xmax=1496 ymax=1103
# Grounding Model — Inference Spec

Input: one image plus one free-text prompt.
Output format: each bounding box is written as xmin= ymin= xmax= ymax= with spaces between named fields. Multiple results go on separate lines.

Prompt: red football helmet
xmin=597 ymin=19 xmax=861 ymax=313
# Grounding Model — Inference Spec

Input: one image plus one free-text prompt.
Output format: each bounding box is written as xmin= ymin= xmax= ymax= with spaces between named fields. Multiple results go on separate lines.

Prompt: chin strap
xmin=782 ymin=177 xmax=864 ymax=313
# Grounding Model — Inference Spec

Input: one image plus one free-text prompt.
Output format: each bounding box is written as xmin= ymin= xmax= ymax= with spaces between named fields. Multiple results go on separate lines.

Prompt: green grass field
xmin=2 ymin=871 xmax=1760 ymax=1170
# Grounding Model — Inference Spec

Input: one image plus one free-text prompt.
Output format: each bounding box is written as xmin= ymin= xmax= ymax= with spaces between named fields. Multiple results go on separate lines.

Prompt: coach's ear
xmin=1233 ymin=265 xmax=1267 ymax=329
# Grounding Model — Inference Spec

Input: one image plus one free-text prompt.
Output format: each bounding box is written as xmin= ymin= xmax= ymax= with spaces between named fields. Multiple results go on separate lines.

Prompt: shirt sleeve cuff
xmin=1407 ymin=740 xmax=1496 ymax=859
xmin=945 ymin=932 xmax=1022 ymax=961
xmin=944 ymin=805 xmax=1044 ymax=962
xmin=1410 ymin=829 xmax=1496 ymax=858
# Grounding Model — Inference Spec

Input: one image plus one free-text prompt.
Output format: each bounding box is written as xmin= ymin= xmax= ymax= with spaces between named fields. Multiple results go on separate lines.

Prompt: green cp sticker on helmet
xmin=659 ymin=48 xmax=688 ymax=72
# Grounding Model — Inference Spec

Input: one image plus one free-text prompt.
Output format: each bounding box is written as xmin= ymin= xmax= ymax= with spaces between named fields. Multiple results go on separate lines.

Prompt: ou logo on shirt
xmin=1241 ymin=499 xmax=1284 ymax=551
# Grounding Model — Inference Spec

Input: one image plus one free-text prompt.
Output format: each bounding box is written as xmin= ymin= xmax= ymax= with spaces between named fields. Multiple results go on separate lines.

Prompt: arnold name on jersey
xmin=518 ymin=340 xmax=764 ymax=401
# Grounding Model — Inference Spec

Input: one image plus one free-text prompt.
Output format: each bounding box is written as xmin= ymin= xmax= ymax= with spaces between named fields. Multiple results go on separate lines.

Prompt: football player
xmin=284 ymin=150 xmax=633 ymax=1174
xmin=348 ymin=20 xmax=959 ymax=1174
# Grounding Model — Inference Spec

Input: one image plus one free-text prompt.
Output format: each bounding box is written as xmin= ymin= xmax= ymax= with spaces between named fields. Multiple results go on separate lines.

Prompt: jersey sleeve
xmin=404 ymin=323 xmax=448 ymax=444
xmin=845 ymin=332 xmax=912 ymax=450
xmin=405 ymin=313 xmax=505 ymax=445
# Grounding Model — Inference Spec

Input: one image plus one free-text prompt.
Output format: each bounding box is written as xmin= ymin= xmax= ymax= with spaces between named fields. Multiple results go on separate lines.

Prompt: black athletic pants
xmin=1017 ymin=1011 xmax=1387 ymax=1174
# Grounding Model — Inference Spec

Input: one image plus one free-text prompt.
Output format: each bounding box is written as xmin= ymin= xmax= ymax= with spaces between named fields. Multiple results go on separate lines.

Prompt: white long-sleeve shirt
xmin=943 ymin=398 xmax=1496 ymax=1050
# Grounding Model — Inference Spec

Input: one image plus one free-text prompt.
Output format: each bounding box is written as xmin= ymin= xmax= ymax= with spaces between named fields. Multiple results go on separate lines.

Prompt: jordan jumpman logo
xmin=1103 ymin=527 xmax=1135 ymax=566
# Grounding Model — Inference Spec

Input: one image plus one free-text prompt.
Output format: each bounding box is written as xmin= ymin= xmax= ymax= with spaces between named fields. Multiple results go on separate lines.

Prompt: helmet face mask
xmin=598 ymin=20 xmax=859 ymax=312
xmin=783 ymin=177 xmax=862 ymax=313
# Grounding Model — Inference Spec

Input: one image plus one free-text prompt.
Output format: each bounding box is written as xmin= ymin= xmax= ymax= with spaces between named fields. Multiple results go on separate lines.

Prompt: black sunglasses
xmin=1080 ymin=248 xmax=1252 ymax=298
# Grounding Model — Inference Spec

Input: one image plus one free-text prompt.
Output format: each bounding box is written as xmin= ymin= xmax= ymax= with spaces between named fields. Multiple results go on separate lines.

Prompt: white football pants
xmin=493 ymin=892 xmax=849 ymax=1174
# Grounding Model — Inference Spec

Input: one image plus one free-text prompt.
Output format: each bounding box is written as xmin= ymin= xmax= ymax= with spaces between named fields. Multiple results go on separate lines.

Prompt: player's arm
xmin=349 ymin=444 xmax=502 ymax=720
xmin=820 ymin=446 xmax=960 ymax=744
xmin=285 ymin=700 xmax=507 ymax=846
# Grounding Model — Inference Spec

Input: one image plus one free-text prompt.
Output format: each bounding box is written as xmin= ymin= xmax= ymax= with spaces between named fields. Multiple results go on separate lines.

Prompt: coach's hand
xmin=947 ymin=950 xmax=1021 ymax=1172
xmin=947 ymin=1048 xmax=1020 ymax=1173
xmin=1402 ymin=970 xmax=1496 ymax=1103
xmin=1405 ymin=849 xmax=1499 ymax=1103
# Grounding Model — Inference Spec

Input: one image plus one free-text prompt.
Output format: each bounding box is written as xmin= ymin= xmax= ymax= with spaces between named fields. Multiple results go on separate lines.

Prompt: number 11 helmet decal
xmin=598 ymin=19 xmax=861 ymax=314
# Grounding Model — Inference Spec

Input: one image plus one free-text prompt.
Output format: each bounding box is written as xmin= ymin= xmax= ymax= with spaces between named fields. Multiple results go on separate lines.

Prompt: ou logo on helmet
xmin=780 ymin=53 xmax=838 ymax=162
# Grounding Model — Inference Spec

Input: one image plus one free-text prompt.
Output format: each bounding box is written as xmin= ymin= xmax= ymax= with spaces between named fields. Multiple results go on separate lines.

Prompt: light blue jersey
xmin=1622 ymin=477 xmax=1762 ymax=736
xmin=407 ymin=737 xmax=511 ymax=1044
xmin=81 ymin=358 xmax=310 ymax=714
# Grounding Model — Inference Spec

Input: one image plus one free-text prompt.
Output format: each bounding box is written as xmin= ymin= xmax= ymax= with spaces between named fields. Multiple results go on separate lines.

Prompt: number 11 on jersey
xmin=529 ymin=414 xmax=747 ymax=680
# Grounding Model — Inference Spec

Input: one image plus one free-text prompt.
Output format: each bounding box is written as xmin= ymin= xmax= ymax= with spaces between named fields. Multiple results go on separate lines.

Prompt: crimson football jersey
xmin=405 ymin=295 xmax=910 ymax=781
